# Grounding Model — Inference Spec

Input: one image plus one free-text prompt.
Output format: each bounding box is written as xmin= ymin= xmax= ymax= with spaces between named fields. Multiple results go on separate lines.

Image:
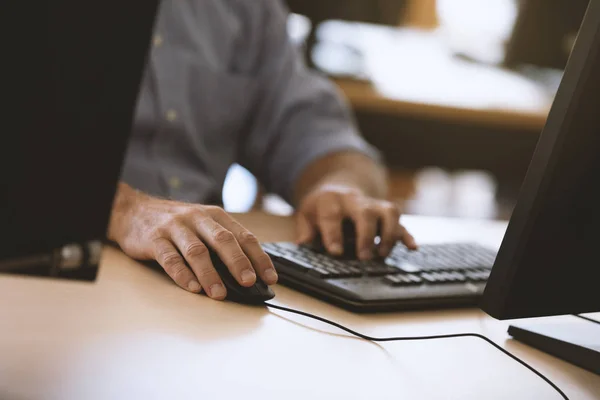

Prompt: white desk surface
xmin=1 ymin=213 xmax=598 ymax=400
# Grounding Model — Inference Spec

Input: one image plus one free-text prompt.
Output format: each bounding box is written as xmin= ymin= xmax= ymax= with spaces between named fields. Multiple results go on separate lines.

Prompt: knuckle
xmin=316 ymin=191 xmax=341 ymax=206
xmin=238 ymin=230 xmax=259 ymax=245
xmin=389 ymin=210 xmax=401 ymax=222
xmin=184 ymin=241 xmax=208 ymax=258
xmin=151 ymin=225 xmax=171 ymax=240
xmin=196 ymin=266 xmax=219 ymax=281
xmin=231 ymin=251 xmax=251 ymax=267
xmin=171 ymin=264 xmax=190 ymax=282
xmin=320 ymin=207 xmax=342 ymax=220
xmin=206 ymin=206 xmax=226 ymax=218
xmin=383 ymin=202 xmax=400 ymax=214
xmin=358 ymin=205 xmax=377 ymax=219
xmin=150 ymin=235 xmax=166 ymax=247
xmin=153 ymin=217 xmax=182 ymax=237
xmin=255 ymin=254 xmax=274 ymax=269
xmin=322 ymin=190 xmax=340 ymax=200
xmin=213 ymin=228 xmax=235 ymax=244
xmin=317 ymin=186 xmax=338 ymax=196
xmin=162 ymin=251 xmax=181 ymax=267
xmin=164 ymin=213 xmax=184 ymax=226
xmin=179 ymin=209 xmax=201 ymax=222
xmin=344 ymin=188 xmax=362 ymax=199
xmin=318 ymin=201 xmax=343 ymax=219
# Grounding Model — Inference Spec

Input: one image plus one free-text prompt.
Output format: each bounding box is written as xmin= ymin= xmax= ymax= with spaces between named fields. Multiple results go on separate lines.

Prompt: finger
xmin=169 ymin=225 xmax=228 ymax=299
xmin=315 ymin=194 xmax=344 ymax=256
xmin=378 ymin=202 xmax=401 ymax=257
xmin=152 ymin=237 xmax=202 ymax=294
xmin=295 ymin=212 xmax=315 ymax=245
xmin=344 ymin=197 xmax=378 ymax=260
xmin=194 ymin=214 xmax=256 ymax=288
xmin=213 ymin=214 xmax=278 ymax=285
xmin=398 ymin=223 xmax=418 ymax=250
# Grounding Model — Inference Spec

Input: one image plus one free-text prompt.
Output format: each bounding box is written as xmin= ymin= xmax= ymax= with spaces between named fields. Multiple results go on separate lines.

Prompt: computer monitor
xmin=481 ymin=0 xmax=600 ymax=374
xmin=504 ymin=0 xmax=589 ymax=70
xmin=0 ymin=1 xmax=159 ymax=280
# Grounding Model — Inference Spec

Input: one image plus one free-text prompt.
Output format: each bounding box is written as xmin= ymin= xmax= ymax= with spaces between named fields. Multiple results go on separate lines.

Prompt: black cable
xmin=573 ymin=314 xmax=600 ymax=325
xmin=264 ymin=302 xmax=569 ymax=400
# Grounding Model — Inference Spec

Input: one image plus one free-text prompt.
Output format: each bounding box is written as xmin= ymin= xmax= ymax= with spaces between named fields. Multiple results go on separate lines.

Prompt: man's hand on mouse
xmin=295 ymin=183 xmax=417 ymax=260
xmin=108 ymin=183 xmax=278 ymax=299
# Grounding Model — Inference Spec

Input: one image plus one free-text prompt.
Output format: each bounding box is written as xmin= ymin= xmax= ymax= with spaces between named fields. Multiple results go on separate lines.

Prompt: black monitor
xmin=481 ymin=0 xmax=600 ymax=374
xmin=504 ymin=0 xmax=589 ymax=70
xmin=0 ymin=1 xmax=159 ymax=280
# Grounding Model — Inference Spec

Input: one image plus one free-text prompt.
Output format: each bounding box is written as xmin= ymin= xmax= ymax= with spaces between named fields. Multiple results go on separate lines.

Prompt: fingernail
xmin=360 ymin=249 xmax=373 ymax=260
xmin=241 ymin=269 xmax=256 ymax=284
xmin=188 ymin=281 xmax=201 ymax=292
xmin=264 ymin=268 xmax=278 ymax=284
xmin=209 ymin=283 xmax=226 ymax=299
xmin=329 ymin=243 xmax=343 ymax=255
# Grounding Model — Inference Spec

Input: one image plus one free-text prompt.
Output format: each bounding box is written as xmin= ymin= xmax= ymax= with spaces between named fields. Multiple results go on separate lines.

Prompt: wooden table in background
xmin=1 ymin=213 xmax=598 ymax=400
xmin=335 ymin=78 xmax=549 ymax=132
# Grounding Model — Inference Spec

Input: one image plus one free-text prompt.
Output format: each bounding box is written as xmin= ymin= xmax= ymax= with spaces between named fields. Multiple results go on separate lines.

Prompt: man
xmin=108 ymin=0 xmax=416 ymax=300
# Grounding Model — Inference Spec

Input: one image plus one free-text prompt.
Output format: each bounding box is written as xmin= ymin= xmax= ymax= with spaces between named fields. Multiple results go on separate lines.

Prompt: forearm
xmin=293 ymin=151 xmax=388 ymax=206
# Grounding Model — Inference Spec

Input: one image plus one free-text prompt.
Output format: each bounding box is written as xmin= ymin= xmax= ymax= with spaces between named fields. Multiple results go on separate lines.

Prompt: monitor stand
xmin=508 ymin=316 xmax=600 ymax=375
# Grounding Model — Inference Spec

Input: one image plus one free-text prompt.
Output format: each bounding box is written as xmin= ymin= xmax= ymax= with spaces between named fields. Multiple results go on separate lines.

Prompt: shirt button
xmin=169 ymin=176 xmax=181 ymax=190
xmin=153 ymin=34 xmax=163 ymax=47
xmin=166 ymin=109 xmax=178 ymax=122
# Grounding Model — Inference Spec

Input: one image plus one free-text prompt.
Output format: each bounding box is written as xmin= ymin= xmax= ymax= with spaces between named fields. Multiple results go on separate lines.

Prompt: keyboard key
xmin=383 ymin=266 xmax=401 ymax=275
xmin=348 ymin=266 xmax=363 ymax=276
xmin=431 ymin=272 xmax=454 ymax=283
xmin=406 ymin=274 xmax=423 ymax=284
xmin=364 ymin=266 xmax=389 ymax=276
xmin=477 ymin=269 xmax=491 ymax=279
xmin=338 ymin=266 xmax=354 ymax=275
xmin=466 ymin=271 xmax=489 ymax=282
xmin=383 ymin=274 xmax=420 ymax=286
xmin=383 ymin=275 xmax=402 ymax=285
xmin=325 ymin=267 xmax=353 ymax=279
xmin=421 ymin=273 xmax=437 ymax=284
xmin=386 ymin=260 xmax=422 ymax=273
xmin=309 ymin=267 xmax=331 ymax=278
xmin=448 ymin=271 xmax=467 ymax=282
xmin=401 ymin=274 xmax=421 ymax=285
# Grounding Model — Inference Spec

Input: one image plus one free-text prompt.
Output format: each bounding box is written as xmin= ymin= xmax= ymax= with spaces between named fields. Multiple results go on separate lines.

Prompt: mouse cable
xmin=264 ymin=302 xmax=569 ymax=400
xmin=573 ymin=314 xmax=600 ymax=325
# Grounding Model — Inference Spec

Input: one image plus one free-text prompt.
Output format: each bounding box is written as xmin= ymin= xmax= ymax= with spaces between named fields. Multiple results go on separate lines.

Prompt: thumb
xmin=295 ymin=212 xmax=315 ymax=244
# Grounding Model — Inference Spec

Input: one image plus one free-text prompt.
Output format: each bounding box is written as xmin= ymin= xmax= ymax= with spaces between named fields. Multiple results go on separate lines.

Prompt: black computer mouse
xmin=208 ymin=248 xmax=275 ymax=305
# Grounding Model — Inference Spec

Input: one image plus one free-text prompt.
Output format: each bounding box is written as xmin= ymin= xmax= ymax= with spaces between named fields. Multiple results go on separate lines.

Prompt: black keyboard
xmin=262 ymin=242 xmax=497 ymax=312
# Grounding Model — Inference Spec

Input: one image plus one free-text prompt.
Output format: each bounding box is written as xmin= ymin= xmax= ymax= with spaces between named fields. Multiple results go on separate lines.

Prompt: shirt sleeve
xmin=237 ymin=0 xmax=381 ymax=204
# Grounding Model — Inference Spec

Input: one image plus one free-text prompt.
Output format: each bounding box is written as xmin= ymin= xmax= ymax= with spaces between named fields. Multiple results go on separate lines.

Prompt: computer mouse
xmin=207 ymin=247 xmax=275 ymax=305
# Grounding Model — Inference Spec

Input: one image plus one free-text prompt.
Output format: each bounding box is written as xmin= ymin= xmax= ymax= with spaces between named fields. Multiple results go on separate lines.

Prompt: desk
xmin=1 ymin=213 xmax=599 ymax=400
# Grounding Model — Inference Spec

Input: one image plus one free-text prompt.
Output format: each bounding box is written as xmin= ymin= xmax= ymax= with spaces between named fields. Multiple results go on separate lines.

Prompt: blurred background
xmin=223 ymin=0 xmax=589 ymax=220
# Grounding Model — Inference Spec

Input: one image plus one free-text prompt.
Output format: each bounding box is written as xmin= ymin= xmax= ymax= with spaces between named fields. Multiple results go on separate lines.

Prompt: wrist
xmin=293 ymin=152 xmax=388 ymax=206
xmin=107 ymin=182 xmax=142 ymax=242
xmin=305 ymin=171 xmax=384 ymax=201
